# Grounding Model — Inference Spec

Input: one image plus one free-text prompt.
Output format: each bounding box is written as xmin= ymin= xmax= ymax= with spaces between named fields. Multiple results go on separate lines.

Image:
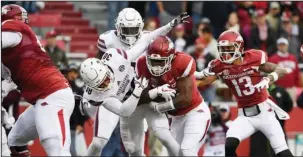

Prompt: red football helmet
xmin=217 ymin=30 xmax=244 ymax=64
xmin=1 ymin=4 xmax=28 ymax=24
xmin=146 ymin=36 xmax=175 ymax=76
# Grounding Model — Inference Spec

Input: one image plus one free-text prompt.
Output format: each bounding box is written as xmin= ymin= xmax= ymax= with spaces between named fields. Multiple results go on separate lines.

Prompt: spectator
xmin=192 ymin=37 xmax=216 ymax=102
xmin=45 ymin=30 xmax=69 ymax=68
xmin=156 ymin=1 xmax=187 ymax=26
xmin=202 ymin=2 xmax=236 ymax=38
xmin=172 ymin=24 xmax=187 ymax=52
xmin=144 ymin=18 xmax=158 ymax=31
xmin=225 ymin=12 xmax=240 ymax=32
xmin=266 ymin=2 xmax=281 ymax=32
xmin=280 ymin=15 xmax=302 ymax=59
xmin=107 ymin=2 xmax=129 ymax=30
xmin=250 ymin=83 xmax=293 ymax=157
xmin=236 ymin=2 xmax=255 ymax=48
xmin=218 ymin=104 xmax=232 ymax=127
xmin=202 ymin=26 xmax=219 ymax=59
xmin=268 ymin=37 xmax=302 ymax=104
xmin=291 ymin=11 xmax=303 ymax=44
xmin=128 ymin=2 xmax=147 ymax=19
xmin=250 ymin=9 xmax=277 ymax=56
xmin=66 ymin=64 xmax=89 ymax=156
xmin=191 ymin=2 xmax=204 ymax=29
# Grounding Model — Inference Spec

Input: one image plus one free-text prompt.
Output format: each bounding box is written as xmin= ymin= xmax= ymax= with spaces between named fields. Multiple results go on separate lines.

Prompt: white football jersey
xmin=97 ymin=30 xmax=151 ymax=62
xmin=83 ymin=48 xmax=135 ymax=103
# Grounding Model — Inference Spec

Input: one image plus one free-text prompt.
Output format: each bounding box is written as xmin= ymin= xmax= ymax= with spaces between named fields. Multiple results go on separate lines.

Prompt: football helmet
xmin=217 ymin=30 xmax=244 ymax=64
xmin=115 ymin=8 xmax=144 ymax=45
xmin=146 ymin=36 xmax=175 ymax=76
xmin=80 ymin=58 xmax=114 ymax=92
xmin=1 ymin=4 xmax=28 ymax=24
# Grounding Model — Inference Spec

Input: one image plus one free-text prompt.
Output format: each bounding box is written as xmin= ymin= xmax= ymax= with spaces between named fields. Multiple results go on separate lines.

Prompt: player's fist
xmin=157 ymin=84 xmax=176 ymax=101
xmin=133 ymin=77 xmax=149 ymax=98
xmin=253 ymin=77 xmax=270 ymax=92
xmin=79 ymin=98 xmax=91 ymax=116
xmin=170 ymin=12 xmax=190 ymax=28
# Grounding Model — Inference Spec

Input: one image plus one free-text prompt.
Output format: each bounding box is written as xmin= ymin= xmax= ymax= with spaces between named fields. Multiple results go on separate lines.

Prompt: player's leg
xmin=225 ymin=115 xmax=256 ymax=157
xmin=35 ymin=88 xmax=75 ymax=156
xmin=179 ymin=103 xmax=211 ymax=156
xmin=146 ymin=107 xmax=180 ymax=156
xmin=86 ymin=106 xmax=120 ymax=156
xmin=8 ymin=106 xmax=37 ymax=156
xmin=258 ymin=100 xmax=293 ymax=157
xmin=120 ymin=106 xmax=145 ymax=156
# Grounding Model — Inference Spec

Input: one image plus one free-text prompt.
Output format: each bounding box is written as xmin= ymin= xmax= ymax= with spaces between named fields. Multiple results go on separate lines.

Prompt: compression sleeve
xmin=102 ymin=94 xmax=140 ymax=117
xmin=2 ymin=32 xmax=22 ymax=49
xmin=126 ymin=23 xmax=172 ymax=62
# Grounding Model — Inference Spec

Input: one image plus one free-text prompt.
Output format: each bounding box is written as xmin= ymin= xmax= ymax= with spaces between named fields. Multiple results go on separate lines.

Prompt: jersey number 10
xmin=231 ymin=76 xmax=255 ymax=97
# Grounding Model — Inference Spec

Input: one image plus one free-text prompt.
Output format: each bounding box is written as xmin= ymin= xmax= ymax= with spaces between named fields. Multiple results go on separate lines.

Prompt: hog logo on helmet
xmin=146 ymin=36 xmax=175 ymax=76
xmin=1 ymin=4 xmax=28 ymax=24
xmin=217 ymin=30 xmax=244 ymax=64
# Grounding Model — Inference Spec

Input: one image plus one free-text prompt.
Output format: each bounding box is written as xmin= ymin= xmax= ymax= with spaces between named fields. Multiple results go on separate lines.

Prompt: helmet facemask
xmin=92 ymin=66 xmax=115 ymax=92
xmin=116 ymin=24 xmax=142 ymax=45
xmin=218 ymin=42 xmax=242 ymax=64
xmin=146 ymin=54 xmax=174 ymax=76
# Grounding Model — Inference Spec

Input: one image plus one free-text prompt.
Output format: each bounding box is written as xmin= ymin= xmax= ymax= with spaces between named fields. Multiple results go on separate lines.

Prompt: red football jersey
xmin=2 ymin=20 xmax=68 ymax=104
xmin=136 ymin=52 xmax=203 ymax=116
xmin=268 ymin=53 xmax=301 ymax=88
xmin=210 ymin=49 xmax=269 ymax=108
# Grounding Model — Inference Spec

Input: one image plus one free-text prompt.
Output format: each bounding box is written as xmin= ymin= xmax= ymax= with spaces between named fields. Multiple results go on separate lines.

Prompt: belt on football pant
xmin=242 ymin=104 xmax=261 ymax=117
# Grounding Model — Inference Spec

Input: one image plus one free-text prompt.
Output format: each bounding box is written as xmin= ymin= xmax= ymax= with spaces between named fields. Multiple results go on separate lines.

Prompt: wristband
xmin=269 ymin=72 xmax=278 ymax=82
xmin=148 ymin=88 xmax=158 ymax=99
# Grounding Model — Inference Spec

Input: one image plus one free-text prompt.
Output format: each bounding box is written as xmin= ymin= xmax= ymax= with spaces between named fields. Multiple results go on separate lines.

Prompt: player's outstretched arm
xmin=259 ymin=62 xmax=287 ymax=82
xmin=253 ymin=62 xmax=288 ymax=91
xmin=125 ymin=12 xmax=190 ymax=61
xmin=102 ymin=77 xmax=149 ymax=117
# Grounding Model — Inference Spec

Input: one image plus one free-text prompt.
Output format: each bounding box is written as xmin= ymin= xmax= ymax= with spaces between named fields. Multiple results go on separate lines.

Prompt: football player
xmin=88 ymin=8 xmax=189 ymax=156
xmin=136 ymin=36 xmax=211 ymax=156
xmin=195 ymin=30 xmax=293 ymax=157
xmin=2 ymin=4 xmax=75 ymax=156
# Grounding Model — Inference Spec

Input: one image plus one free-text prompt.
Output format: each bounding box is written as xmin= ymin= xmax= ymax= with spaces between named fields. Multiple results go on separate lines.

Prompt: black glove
xmin=170 ymin=12 xmax=190 ymax=28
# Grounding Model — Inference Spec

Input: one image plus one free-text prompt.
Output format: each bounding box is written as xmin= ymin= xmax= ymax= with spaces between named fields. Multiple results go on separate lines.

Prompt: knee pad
xmin=277 ymin=149 xmax=294 ymax=157
xmin=10 ymin=146 xmax=31 ymax=157
xmin=225 ymin=137 xmax=240 ymax=157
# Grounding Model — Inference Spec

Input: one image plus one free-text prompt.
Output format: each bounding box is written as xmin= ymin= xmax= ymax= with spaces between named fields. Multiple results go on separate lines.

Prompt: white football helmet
xmin=80 ymin=58 xmax=114 ymax=92
xmin=115 ymin=8 xmax=144 ymax=45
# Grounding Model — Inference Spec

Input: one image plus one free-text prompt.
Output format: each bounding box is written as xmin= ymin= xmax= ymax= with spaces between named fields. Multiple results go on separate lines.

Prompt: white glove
xmin=1 ymin=77 xmax=17 ymax=99
xmin=194 ymin=67 xmax=215 ymax=79
xmin=253 ymin=77 xmax=270 ymax=92
xmin=1 ymin=107 xmax=15 ymax=128
xmin=132 ymin=77 xmax=149 ymax=98
xmin=149 ymin=99 xmax=175 ymax=113
xmin=79 ymin=98 xmax=91 ymax=116
xmin=149 ymin=84 xmax=176 ymax=101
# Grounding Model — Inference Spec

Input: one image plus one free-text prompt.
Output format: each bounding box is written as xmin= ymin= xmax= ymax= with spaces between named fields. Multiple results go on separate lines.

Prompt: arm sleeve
xmin=2 ymin=32 xmax=22 ymax=49
xmin=126 ymin=24 xmax=172 ymax=62
xmin=102 ymin=94 xmax=140 ymax=117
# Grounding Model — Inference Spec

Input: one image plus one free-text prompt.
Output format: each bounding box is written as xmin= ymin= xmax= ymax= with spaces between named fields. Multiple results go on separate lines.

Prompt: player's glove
xmin=149 ymin=99 xmax=175 ymax=113
xmin=148 ymin=84 xmax=176 ymax=101
xmin=194 ymin=67 xmax=215 ymax=79
xmin=79 ymin=98 xmax=91 ymax=116
xmin=132 ymin=77 xmax=149 ymax=98
xmin=253 ymin=77 xmax=270 ymax=92
xmin=170 ymin=12 xmax=190 ymax=28
xmin=1 ymin=107 xmax=15 ymax=129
